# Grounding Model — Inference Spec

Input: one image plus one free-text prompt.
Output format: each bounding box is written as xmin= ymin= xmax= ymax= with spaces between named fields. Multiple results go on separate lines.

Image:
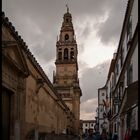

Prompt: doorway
xmin=2 ymin=88 xmax=11 ymax=140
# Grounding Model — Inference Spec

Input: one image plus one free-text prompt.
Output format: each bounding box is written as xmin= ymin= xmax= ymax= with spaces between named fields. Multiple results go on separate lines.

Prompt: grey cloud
xmin=81 ymin=98 xmax=98 ymax=113
xmin=31 ymin=41 xmax=55 ymax=63
xmin=78 ymin=61 xmax=89 ymax=71
xmin=43 ymin=62 xmax=55 ymax=82
xmin=81 ymin=23 xmax=92 ymax=38
xmin=2 ymin=0 xmax=127 ymax=119
xmin=2 ymin=0 xmax=127 ymax=47
xmin=80 ymin=60 xmax=110 ymax=102
xmin=97 ymin=0 xmax=127 ymax=44
xmin=77 ymin=43 xmax=85 ymax=55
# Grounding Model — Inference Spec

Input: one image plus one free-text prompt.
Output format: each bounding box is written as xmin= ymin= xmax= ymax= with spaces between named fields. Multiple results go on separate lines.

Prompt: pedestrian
xmin=94 ymin=131 xmax=101 ymax=140
xmin=124 ymin=129 xmax=131 ymax=140
xmin=129 ymin=130 xmax=138 ymax=140
xmin=108 ymin=132 xmax=113 ymax=140
xmin=100 ymin=130 xmax=107 ymax=140
xmin=84 ymin=128 xmax=95 ymax=140
xmin=112 ymin=133 xmax=118 ymax=140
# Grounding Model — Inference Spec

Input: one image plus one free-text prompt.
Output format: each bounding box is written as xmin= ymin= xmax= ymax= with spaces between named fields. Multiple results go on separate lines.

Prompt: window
xmin=65 ymin=34 xmax=69 ymax=41
xmin=58 ymin=52 xmax=62 ymax=60
xmin=64 ymin=81 xmax=67 ymax=84
xmin=127 ymin=15 xmax=132 ymax=49
xmin=116 ymin=63 xmax=119 ymax=75
xmin=114 ymin=104 xmax=118 ymax=114
xmin=70 ymin=51 xmax=74 ymax=59
xmin=85 ymin=124 xmax=87 ymax=127
xmin=66 ymin=18 xmax=69 ymax=22
xmin=91 ymin=123 xmax=93 ymax=127
xmin=127 ymin=64 xmax=133 ymax=86
xmin=102 ymin=93 xmax=104 ymax=96
xmin=100 ymin=108 xmax=103 ymax=112
xmin=120 ymin=46 xmax=124 ymax=67
xmin=64 ymin=48 xmax=68 ymax=60
xmin=114 ymin=123 xmax=117 ymax=133
xmin=119 ymin=81 xmax=123 ymax=100
xmin=85 ymin=129 xmax=88 ymax=133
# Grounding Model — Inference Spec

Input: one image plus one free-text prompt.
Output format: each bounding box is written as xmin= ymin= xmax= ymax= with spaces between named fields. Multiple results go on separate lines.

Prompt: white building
xmin=98 ymin=87 xmax=109 ymax=134
xmin=97 ymin=0 xmax=138 ymax=139
xmin=82 ymin=120 xmax=96 ymax=134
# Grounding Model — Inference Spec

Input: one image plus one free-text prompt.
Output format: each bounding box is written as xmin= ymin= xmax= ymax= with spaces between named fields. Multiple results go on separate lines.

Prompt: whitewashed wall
xmin=82 ymin=122 xmax=95 ymax=133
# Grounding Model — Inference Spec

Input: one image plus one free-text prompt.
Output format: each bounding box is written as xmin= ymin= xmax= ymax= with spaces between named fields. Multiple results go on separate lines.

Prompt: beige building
xmin=53 ymin=7 xmax=82 ymax=135
xmin=2 ymin=8 xmax=82 ymax=140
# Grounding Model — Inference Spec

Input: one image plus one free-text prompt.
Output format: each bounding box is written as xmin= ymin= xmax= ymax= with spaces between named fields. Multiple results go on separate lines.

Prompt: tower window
xmin=66 ymin=18 xmax=69 ymax=22
xmin=65 ymin=34 xmax=69 ymax=41
xmin=70 ymin=51 xmax=74 ymax=59
xmin=58 ymin=52 xmax=62 ymax=60
xmin=64 ymin=48 xmax=68 ymax=60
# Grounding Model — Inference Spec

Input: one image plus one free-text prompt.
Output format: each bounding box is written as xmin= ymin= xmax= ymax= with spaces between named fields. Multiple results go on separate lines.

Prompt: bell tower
xmin=53 ymin=6 xmax=82 ymax=134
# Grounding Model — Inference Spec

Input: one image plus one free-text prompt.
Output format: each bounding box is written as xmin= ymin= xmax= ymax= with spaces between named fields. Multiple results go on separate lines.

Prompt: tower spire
xmin=66 ymin=4 xmax=69 ymax=13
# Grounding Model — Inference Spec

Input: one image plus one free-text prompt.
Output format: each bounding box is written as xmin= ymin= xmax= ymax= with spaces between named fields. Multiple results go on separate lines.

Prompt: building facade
xmin=2 ymin=7 xmax=82 ymax=140
xmin=98 ymin=87 xmax=109 ymax=134
xmin=97 ymin=0 xmax=138 ymax=139
xmin=81 ymin=120 xmax=96 ymax=134
xmin=53 ymin=7 xmax=82 ymax=135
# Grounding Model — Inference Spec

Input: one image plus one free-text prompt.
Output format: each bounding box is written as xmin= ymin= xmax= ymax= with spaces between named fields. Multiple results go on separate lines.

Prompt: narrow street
xmin=2 ymin=0 xmax=138 ymax=140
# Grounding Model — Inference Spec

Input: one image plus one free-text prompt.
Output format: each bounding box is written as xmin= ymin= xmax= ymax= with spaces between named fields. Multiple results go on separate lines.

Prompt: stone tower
xmin=53 ymin=6 xmax=82 ymax=135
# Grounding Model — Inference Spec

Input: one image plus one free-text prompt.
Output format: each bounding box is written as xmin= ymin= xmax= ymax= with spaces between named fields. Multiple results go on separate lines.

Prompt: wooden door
xmin=2 ymin=89 xmax=11 ymax=140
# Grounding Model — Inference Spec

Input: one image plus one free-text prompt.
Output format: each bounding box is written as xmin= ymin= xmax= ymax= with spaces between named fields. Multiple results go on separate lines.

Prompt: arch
xmin=58 ymin=52 xmax=62 ymax=60
xmin=64 ymin=48 xmax=68 ymax=60
xmin=66 ymin=18 xmax=69 ymax=22
xmin=70 ymin=51 xmax=74 ymax=59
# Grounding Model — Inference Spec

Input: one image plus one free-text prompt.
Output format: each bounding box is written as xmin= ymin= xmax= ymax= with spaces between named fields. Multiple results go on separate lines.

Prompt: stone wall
xmin=2 ymin=13 xmax=76 ymax=140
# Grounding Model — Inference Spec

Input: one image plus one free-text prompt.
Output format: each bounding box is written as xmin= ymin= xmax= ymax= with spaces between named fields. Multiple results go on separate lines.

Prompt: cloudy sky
xmin=2 ymin=0 xmax=127 ymax=120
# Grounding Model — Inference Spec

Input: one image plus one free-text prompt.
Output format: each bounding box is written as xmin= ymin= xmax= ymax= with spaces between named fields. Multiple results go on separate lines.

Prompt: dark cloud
xmin=81 ymin=98 xmax=98 ymax=113
xmin=2 ymin=0 xmax=127 ymax=119
xmin=31 ymin=41 xmax=55 ymax=63
xmin=2 ymin=0 xmax=127 ymax=46
xmin=97 ymin=0 xmax=127 ymax=44
xmin=77 ymin=22 xmax=94 ymax=44
xmin=80 ymin=60 xmax=111 ymax=102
